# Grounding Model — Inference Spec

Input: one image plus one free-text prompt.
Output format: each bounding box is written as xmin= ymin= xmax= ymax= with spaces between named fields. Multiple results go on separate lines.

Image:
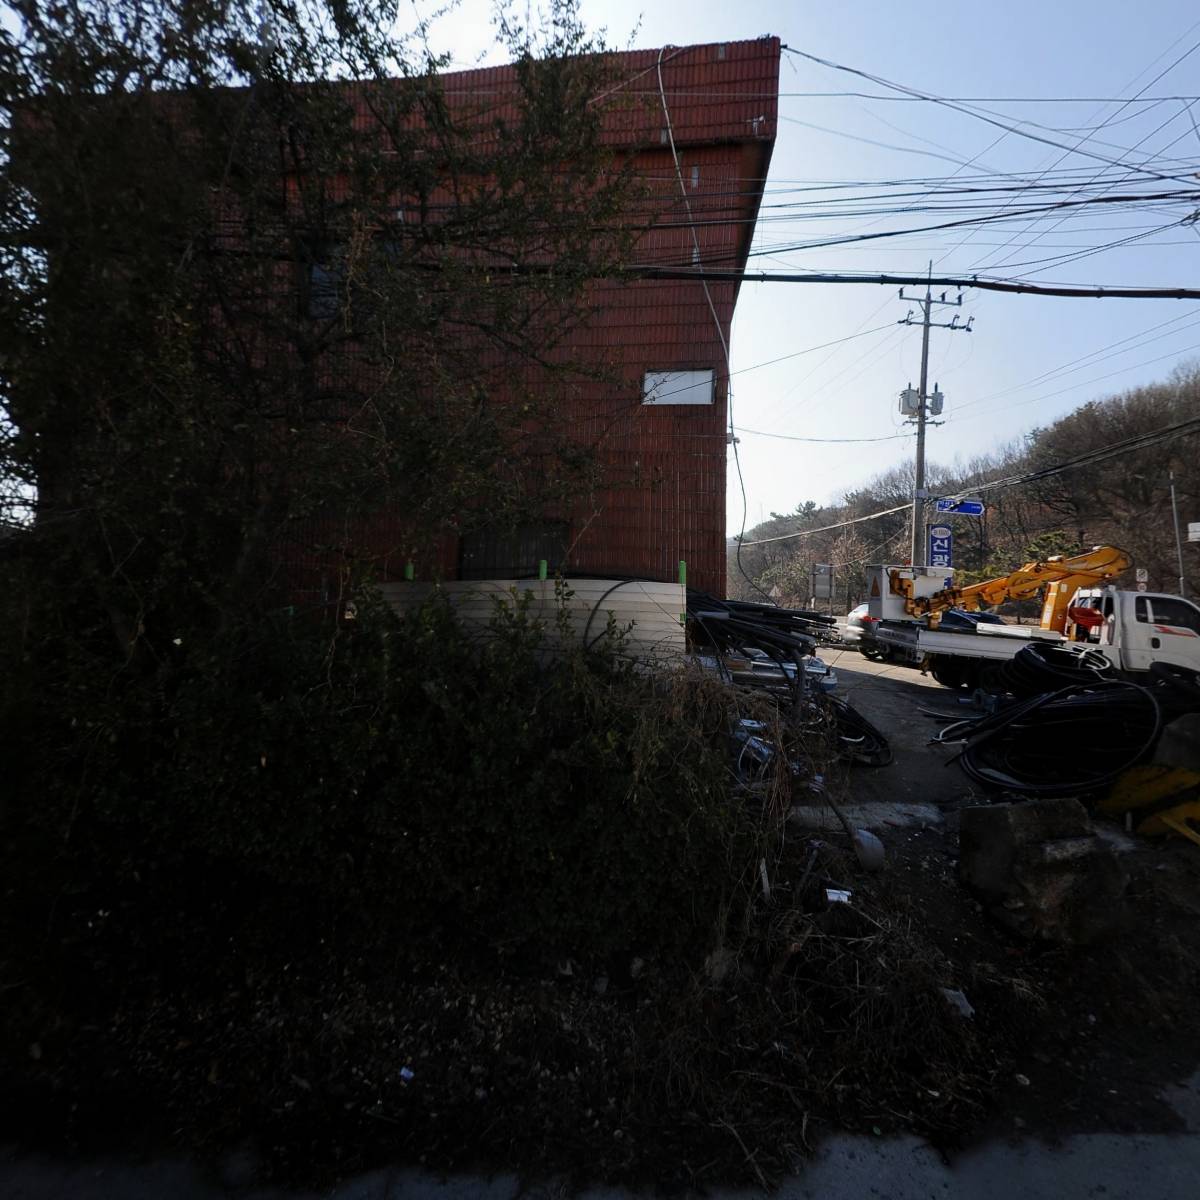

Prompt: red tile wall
xmin=286 ymin=39 xmax=780 ymax=600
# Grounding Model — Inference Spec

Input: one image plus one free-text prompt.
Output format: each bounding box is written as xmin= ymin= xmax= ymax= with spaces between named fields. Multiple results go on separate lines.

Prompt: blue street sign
xmin=928 ymin=524 xmax=953 ymax=569
xmin=934 ymin=497 xmax=984 ymax=517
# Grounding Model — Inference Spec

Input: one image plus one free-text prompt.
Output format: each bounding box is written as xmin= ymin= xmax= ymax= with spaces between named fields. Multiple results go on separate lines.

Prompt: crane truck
xmin=865 ymin=546 xmax=1200 ymax=689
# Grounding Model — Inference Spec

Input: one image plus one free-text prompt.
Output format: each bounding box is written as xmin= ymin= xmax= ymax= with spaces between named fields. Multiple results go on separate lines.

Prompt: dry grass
xmin=631 ymin=833 xmax=1008 ymax=1184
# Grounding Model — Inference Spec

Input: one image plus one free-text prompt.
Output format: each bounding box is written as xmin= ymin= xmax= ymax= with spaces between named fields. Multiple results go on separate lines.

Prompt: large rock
xmin=788 ymin=801 xmax=942 ymax=832
xmin=958 ymin=798 xmax=1128 ymax=944
xmin=1153 ymin=713 xmax=1200 ymax=773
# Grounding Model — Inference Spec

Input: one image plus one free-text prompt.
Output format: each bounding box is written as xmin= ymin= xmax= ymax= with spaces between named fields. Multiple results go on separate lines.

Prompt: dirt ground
xmin=815 ymin=645 xmax=976 ymax=809
xmin=812 ymin=642 xmax=1200 ymax=1146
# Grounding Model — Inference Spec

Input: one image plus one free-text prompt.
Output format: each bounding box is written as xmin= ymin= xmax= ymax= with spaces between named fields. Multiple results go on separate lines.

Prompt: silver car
xmin=845 ymin=603 xmax=891 ymax=660
xmin=842 ymin=603 xmax=876 ymax=645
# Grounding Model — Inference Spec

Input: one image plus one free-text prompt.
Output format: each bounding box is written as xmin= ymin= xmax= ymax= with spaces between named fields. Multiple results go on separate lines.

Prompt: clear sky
xmin=413 ymin=0 xmax=1200 ymax=533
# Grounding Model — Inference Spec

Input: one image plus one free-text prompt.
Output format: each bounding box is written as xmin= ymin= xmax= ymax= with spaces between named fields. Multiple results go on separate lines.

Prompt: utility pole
xmin=909 ymin=289 xmax=933 ymax=570
xmin=897 ymin=264 xmax=973 ymax=566
xmin=1170 ymin=468 xmax=1187 ymax=597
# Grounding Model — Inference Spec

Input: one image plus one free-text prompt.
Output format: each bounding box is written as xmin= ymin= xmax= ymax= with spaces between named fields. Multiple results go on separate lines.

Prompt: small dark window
xmin=303 ymin=242 xmax=346 ymax=319
xmin=1148 ymin=597 xmax=1200 ymax=634
xmin=1135 ymin=597 xmax=1150 ymax=623
xmin=459 ymin=522 xmax=568 ymax=581
xmin=308 ymin=261 xmax=343 ymax=319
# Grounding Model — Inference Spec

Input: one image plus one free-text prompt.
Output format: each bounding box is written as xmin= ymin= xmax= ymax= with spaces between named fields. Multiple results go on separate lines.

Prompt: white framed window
xmin=642 ymin=369 xmax=715 ymax=406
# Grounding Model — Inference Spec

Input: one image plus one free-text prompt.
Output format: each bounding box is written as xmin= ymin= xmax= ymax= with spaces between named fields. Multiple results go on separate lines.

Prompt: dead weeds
xmin=3 ymin=815 xmax=1199 ymax=1191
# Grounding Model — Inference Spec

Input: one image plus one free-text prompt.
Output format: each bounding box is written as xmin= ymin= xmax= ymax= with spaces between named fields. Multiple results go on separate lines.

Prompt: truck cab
xmin=1069 ymin=586 xmax=1200 ymax=674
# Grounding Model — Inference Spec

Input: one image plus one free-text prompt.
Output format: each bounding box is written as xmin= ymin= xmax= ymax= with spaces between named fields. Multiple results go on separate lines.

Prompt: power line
xmin=734 ymin=426 xmax=913 ymax=444
xmin=628 ymin=267 xmax=1200 ymax=300
xmin=742 ymin=189 xmax=1200 ymax=256
xmin=739 ymin=412 xmax=1200 ymax=547
xmin=754 ymin=313 xmax=906 ymax=428
xmin=637 ymin=167 xmax=1200 ymax=196
xmin=781 ymin=104 xmax=1200 ymax=179
xmin=974 ymin=103 xmax=1200 ymax=274
xmin=947 ymin=338 xmax=1200 ymax=426
xmin=642 ymin=325 xmax=899 ymax=405
xmin=966 ymin=413 xmax=1200 ymax=496
xmin=952 ymin=308 xmax=1200 ymax=412
xmin=617 ymin=188 xmax=1200 ymax=268
xmin=965 ymin=16 xmax=1200 ymax=273
xmin=739 ymin=502 xmax=912 ymax=547
xmin=778 ymin=240 xmax=1200 ymax=253
xmin=780 ymin=43 xmax=1200 ymax=184
xmin=976 ymin=219 xmax=1186 ymax=274
xmin=779 ymin=114 xmax=1000 ymax=172
xmin=610 ymin=89 xmax=1200 ymax=103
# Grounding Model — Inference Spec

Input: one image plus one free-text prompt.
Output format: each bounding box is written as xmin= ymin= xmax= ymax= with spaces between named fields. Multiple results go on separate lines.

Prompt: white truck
xmin=865 ymin=549 xmax=1200 ymax=690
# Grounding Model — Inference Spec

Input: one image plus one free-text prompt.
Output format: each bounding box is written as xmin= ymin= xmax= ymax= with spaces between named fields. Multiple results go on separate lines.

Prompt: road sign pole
xmin=1170 ymin=469 xmax=1187 ymax=597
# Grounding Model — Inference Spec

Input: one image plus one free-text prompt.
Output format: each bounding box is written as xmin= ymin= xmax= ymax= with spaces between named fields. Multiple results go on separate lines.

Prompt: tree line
xmin=728 ymin=362 xmax=1200 ymax=610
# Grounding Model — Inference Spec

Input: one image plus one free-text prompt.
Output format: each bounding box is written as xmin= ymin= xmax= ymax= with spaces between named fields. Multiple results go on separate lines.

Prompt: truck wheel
xmin=929 ymin=656 xmax=964 ymax=689
xmin=980 ymin=664 xmax=1007 ymax=694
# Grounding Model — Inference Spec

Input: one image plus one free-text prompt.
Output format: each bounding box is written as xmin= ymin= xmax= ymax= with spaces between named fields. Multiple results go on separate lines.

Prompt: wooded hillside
xmin=729 ymin=363 xmax=1200 ymax=609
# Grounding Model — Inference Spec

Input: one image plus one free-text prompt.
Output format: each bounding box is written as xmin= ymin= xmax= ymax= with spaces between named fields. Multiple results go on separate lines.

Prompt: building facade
xmin=307 ymin=38 xmax=781 ymax=598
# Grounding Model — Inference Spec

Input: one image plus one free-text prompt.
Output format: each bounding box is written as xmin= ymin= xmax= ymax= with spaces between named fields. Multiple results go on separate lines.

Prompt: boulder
xmin=788 ymin=801 xmax=942 ymax=832
xmin=958 ymin=798 xmax=1128 ymax=944
xmin=1153 ymin=713 xmax=1200 ymax=773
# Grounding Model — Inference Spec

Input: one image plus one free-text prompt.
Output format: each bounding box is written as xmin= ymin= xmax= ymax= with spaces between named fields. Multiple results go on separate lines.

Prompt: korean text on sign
xmin=928 ymin=525 xmax=953 ymax=569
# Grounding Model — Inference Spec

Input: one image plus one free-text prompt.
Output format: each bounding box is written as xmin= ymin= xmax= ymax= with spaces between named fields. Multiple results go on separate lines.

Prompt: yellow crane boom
xmin=897 ymin=545 xmax=1131 ymax=629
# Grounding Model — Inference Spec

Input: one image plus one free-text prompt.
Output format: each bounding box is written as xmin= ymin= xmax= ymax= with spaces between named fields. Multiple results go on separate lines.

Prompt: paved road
xmin=812 ymin=642 xmax=980 ymax=812
xmin=6 ymin=1129 xmax=1200 ymax=1199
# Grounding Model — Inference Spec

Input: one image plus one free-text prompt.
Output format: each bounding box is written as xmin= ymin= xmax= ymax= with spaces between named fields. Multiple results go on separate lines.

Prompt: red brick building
xmin=552 ymin=37 xmax=779 ymax=595
xmin=339 ymin=38 xmax=781 ymax=597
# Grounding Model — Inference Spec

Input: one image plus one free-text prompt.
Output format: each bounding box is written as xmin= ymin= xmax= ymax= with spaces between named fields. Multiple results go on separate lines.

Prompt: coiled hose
xmin=994 ymin=642 xmax=1114 ymax=697
xmin=951 ymin=680 xmax=1163 ymax=798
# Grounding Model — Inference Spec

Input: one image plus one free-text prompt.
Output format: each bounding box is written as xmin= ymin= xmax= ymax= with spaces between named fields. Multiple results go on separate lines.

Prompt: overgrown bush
xmin=2 ymin=583 xmax=764 ymax=964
